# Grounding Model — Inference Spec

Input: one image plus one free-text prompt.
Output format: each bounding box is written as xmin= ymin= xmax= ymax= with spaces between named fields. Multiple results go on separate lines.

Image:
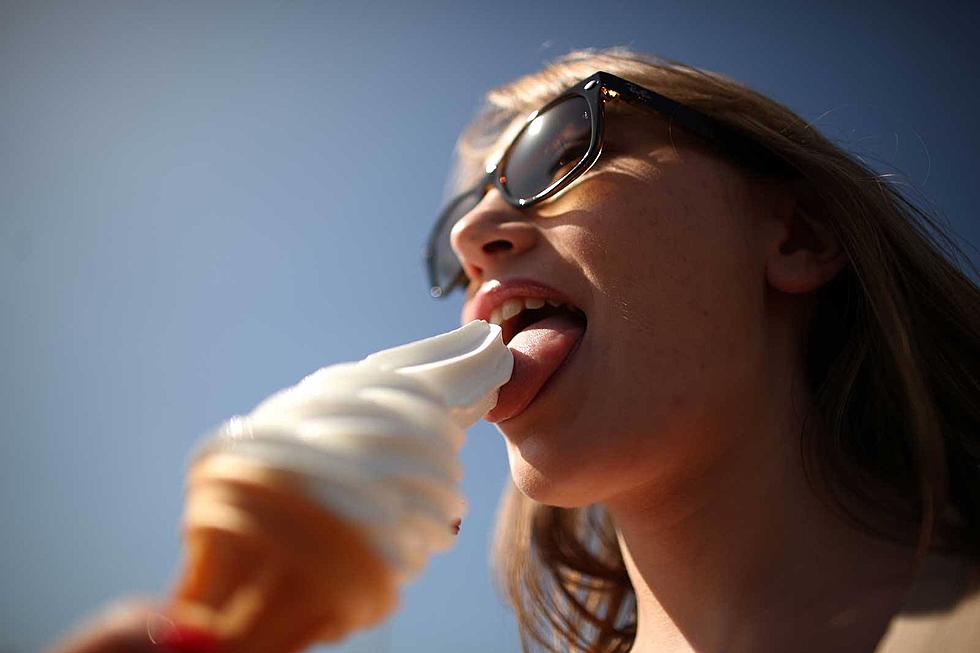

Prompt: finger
xmin=44 ymin=599 xmax=160 ymax=653
xmin=146 ymin=612 xmax=222 ymax=653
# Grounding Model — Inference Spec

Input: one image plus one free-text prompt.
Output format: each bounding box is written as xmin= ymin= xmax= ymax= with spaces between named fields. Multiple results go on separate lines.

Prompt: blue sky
xmin=2 ymin=1 xmax=978 ymax=652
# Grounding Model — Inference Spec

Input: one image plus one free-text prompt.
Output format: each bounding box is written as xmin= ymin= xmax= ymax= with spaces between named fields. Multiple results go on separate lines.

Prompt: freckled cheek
xmin=565 ymin=217 xmax=666 ymax=295
xmin=579 ymin=219 xmax=751 ymax=419
xmin=583 ymin=218 xmax=693 ymax=320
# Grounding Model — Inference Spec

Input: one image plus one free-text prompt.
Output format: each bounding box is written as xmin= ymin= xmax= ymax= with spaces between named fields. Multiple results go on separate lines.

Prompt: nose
xmin=449 ymin=190 xmax=539 ymax=285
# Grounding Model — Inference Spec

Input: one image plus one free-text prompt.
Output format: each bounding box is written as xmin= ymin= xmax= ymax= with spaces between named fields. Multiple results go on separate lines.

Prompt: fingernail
xmin=147 ymin=613 xmax=220 ymax=653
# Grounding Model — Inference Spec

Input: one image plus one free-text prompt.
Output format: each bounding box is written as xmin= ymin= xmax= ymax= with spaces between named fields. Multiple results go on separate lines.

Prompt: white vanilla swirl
xmin=191 ymin=321 xmax=512 ymax=583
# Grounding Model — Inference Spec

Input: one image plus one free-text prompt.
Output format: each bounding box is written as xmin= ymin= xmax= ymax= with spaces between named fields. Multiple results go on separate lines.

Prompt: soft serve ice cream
xmin=189 ymin=319 xmax=513 ymax=583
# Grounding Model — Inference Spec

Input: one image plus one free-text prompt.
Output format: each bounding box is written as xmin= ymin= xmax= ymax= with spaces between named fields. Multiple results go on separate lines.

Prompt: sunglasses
xmin=424 ymin=70 xmax=793 ymax=298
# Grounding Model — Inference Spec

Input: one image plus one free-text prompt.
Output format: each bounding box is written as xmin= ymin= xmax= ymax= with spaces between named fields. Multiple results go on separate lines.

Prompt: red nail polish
xmin=154 ymin=623 xmax=221 ymax=653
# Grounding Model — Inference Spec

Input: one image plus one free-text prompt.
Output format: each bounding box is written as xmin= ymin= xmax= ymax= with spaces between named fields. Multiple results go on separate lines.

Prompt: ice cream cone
xmin=169 ymin=452 xmax=399 ymax=653
xmin=165 ymin=322 xmax=513 ymax=651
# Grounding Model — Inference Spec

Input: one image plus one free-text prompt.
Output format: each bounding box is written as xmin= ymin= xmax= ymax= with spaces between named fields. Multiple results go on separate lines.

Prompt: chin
xmin=498 ymin=413 xmax=626 ymax=508
xmin=505 ymin=448 xmax=604 ymax=509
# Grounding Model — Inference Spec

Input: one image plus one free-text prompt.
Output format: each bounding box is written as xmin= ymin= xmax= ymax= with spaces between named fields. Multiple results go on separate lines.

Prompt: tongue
xmin=485 ymin=313 xmax=585 ymax=423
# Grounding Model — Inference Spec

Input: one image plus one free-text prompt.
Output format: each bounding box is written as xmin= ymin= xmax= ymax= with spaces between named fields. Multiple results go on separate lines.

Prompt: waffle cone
xmin=169 ymin=452 xmax=398 ymax=653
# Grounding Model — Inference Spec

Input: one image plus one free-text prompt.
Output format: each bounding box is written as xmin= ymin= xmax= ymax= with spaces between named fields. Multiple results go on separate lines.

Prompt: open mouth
xmin=489 ymin=297 xmax=588 ymax=346
xmin=484 ymin=296 xmax=588 ymax=423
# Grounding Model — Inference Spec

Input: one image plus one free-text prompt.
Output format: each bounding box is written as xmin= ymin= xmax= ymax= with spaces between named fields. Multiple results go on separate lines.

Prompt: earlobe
xmin=765 ymin=205 xmax=848 ymax=295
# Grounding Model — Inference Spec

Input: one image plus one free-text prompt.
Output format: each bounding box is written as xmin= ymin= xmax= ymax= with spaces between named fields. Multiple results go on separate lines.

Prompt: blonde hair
xmin=447 ymin=48 xmax=980 ymax=653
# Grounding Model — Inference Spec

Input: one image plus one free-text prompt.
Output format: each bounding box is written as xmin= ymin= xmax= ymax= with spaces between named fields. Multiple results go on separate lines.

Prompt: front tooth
xmin=546 ymin=299 xmax=561 ymax=307
xmin=501 ymin=299 xmax=523 ymax=321
xmin=489 ymin=308 xmax=503 ymax=325
xmin=524 ymin=297 xmax=546 ymax=310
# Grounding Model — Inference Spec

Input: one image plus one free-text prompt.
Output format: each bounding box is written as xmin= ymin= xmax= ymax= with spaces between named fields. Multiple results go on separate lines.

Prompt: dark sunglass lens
xmin=502 ymin=96 xmax=592 ymax=202
xmin=429 ymin=189 xmax=483 ymax=295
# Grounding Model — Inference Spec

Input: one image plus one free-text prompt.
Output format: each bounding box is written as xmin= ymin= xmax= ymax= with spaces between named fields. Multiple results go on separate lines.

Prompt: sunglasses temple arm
xmin=606 ymin=77 xmax=790 ymax=174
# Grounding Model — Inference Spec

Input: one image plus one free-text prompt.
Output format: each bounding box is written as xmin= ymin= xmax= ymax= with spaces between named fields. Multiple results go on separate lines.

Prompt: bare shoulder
xmin=875 ymin=553 xmax=980 ymax=653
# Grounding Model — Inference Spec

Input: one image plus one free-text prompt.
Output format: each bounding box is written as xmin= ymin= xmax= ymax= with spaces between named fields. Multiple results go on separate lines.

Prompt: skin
xmin=45 ymin=599 xmax=177 ymax=653
xmin=451 ymin=104 xmax=920 ymax=653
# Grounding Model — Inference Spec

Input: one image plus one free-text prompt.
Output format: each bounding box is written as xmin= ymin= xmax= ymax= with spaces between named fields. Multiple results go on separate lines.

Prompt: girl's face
xmin=451 ymin=105 xmax=794 ymax=508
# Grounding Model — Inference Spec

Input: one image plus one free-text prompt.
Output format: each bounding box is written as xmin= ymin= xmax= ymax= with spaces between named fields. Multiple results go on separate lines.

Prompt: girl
xmin=50 ymin=47 xmax=980 ymax=653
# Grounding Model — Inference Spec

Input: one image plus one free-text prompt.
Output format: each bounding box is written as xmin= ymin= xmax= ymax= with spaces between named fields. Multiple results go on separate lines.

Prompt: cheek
xmin=586 ymin=175 xmax=760 ymax=363
xmin=512 ymin=169 xmax=767 ymax=504
xmin=610 ymin=186 xmax=761 ymax=408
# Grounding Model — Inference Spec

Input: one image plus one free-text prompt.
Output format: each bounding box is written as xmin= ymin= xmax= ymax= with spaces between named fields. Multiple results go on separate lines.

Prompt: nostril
xmin=483 ymin=240 xmax=513 ymax=254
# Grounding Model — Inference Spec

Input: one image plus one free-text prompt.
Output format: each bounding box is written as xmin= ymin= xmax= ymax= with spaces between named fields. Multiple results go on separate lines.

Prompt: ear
xmin=764 ymin=195 xmax=848 ymax=294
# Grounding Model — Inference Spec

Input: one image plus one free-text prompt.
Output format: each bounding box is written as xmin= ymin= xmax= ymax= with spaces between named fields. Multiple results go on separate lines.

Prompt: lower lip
xmin=485 ymin=313 xmax=587 ymax=424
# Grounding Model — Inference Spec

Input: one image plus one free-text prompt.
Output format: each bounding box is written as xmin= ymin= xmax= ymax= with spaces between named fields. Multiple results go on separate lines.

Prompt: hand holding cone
xmin=169 ymin=453 xmax=398 ymax=653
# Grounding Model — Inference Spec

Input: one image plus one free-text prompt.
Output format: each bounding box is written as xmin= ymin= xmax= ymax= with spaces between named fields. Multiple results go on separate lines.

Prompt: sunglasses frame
xmin=425 ymin=70 xmax=793 ymax=298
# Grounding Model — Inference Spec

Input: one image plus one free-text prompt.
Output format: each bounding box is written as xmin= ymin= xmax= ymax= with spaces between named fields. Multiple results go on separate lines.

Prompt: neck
xmin=605 ymin=362 xmax=917 ymax=653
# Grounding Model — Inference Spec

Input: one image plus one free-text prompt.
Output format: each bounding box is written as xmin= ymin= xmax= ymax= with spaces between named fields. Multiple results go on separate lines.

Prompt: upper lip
xmin=462 ymin=277 xmax=582 ymax=326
